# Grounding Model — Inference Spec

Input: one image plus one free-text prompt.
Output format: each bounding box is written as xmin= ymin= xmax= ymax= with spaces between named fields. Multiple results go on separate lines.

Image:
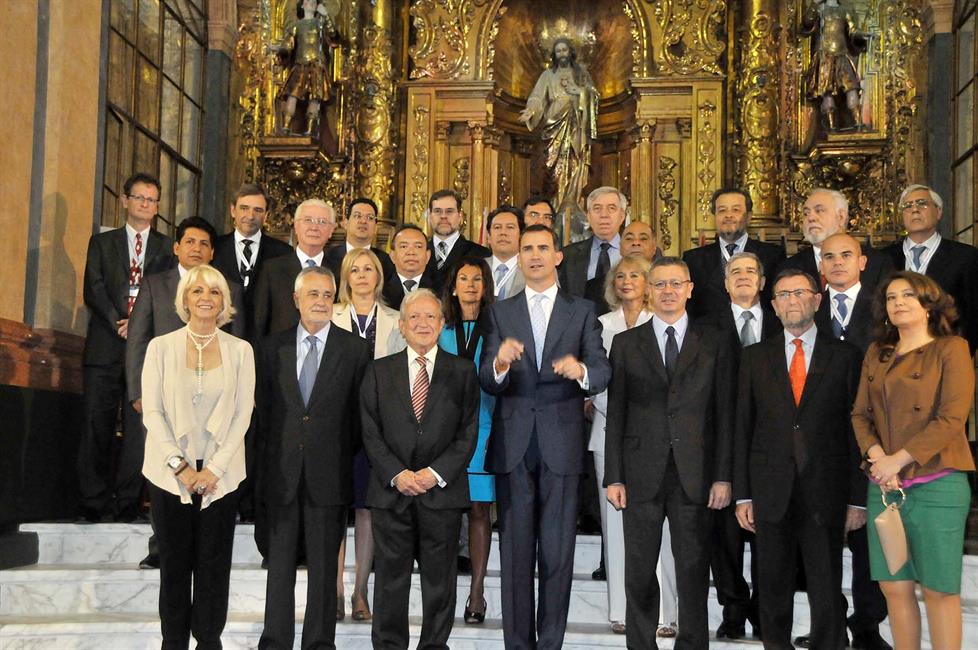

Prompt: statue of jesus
xmin=519 ymin=38 xmax=599 ymax=239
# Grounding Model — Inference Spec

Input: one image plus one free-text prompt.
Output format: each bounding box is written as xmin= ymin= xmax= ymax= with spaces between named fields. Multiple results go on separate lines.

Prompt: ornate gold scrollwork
xmin=410 ymin=104 xmax=431 ymax=224
xmin=355 ymin=20 xmax=396 ymax=213
xmin=409 ymin=0 xmax=476 ymax=79
xmin=259 ymin=155 xmax=348 ymax=234
xmin=696 ymin=99 xmax=718 ymax=224
xmin=622 ymin=2 xmax=644 ymax=77
xmin=657 ymin=155 xmax=679 ymax=250
xmin=453 ymin=158 xmax=471 ymax=200
xmin=652 ymin=0 xmax=727 ymax=76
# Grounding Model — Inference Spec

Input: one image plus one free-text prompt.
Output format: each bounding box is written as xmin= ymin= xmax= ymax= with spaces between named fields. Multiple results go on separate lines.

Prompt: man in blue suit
xmin=479 ymin=224 xmax=612 ymax=649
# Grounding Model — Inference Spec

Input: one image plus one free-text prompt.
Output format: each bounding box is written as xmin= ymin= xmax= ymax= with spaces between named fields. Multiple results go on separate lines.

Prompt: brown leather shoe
xmin=657 ymin=624 xmax=677 ymax=638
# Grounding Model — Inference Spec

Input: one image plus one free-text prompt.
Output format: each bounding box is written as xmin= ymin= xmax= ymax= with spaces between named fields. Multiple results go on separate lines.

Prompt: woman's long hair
xmin=441 ymin=256 xmax=495 ymax=328
xmin=871 ymin=270 xmax=959 ymax=360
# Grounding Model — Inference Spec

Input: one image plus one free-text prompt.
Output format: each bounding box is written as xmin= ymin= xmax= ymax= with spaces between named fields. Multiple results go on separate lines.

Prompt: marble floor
xmin=1 ymin=523 xmax=976 ymax=649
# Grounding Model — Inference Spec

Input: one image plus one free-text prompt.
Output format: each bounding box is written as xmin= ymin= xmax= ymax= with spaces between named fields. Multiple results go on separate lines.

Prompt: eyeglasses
xmin=899 ymin=199 xmax=932 ymax=211
xmin=650 ymin=279 xmax=690 ymax=291
xmin=127 ymin=194 xmax=159 ymax=205
xmin=297 ymin=217 xmax=334 ymax=226
xmin=430 ymin=208 xmax=459 ymax=218
xmin=527 ymin=211 xmax=555 ymax=223
xmin=349 ymin=212 xmax=377 ymax=222
xmin=774 ymin=288 xmax=817 ymax=301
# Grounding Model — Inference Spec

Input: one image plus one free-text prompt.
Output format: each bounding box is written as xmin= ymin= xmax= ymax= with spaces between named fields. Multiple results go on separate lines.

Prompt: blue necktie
xmin=832 ymin=293 xmax=849 ymax=339
xmin=530 ymin=294 xmax=547 ymax=369
xmin=305 ymin=258 xmax=317 ymax=268
xmin=911 ymin=245 xmax=926 ymax=270
xmin=299 ymin=335 xmax=319 ymax=406
xmin=495 ymin=263 xmax=509 ymax=300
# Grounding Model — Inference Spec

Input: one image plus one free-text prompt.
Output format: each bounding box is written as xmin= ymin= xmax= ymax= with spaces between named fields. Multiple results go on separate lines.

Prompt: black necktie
xmin=595 ymin=242 xmax=612 ymax=280
xmin=664 ymin=325 xmax=679 ymax=378
xmin=403 ymin=279 xmax=417 ymax=292
xmin=725 ymin=242 xmax=737 ymax=257
xmin=240 ymin=239 xmax=254 ymax=280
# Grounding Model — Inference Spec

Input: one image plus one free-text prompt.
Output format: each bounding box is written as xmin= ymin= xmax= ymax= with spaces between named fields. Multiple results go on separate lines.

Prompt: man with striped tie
xmin=424 ymin=189 xmax=490 ymax=295
xmin=360 ymin=288 xmax=480 ymax=649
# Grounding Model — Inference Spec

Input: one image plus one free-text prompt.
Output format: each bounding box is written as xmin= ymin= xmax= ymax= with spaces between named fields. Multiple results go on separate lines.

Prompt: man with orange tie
xmin=79 ymin=172 xmax=174 ymax=522
xmin=733 ymin=268 xmax=865 ymax=650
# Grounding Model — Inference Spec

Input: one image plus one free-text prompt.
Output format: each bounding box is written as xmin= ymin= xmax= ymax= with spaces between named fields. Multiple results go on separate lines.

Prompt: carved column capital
xmin=435 ymin=121 xmax=452 ymax=140
xmin=631 ymin=119 xmax=658 ymax=143
xmin=467 ymin=121 xmax=486 ymax=141
xmin=675 ymin=118 xmax=693 ymax=139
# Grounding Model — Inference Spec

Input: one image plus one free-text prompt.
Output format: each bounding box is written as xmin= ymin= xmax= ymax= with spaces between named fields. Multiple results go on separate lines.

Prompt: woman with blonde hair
xmin=142 ymin=264 xmax=255 ymax=649
xmin=331 ymin=247 xmax=405 ymax=621
xmin=852 ymin=270 xmax=975 ymax=650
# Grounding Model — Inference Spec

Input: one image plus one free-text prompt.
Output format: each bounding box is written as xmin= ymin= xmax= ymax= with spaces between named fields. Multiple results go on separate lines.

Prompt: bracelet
xmin=174 ymin=461 xmax=189 ymax=476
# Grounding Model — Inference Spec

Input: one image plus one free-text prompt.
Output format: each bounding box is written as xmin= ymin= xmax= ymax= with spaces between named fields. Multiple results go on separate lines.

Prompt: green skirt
xmin=866 ymin=472 xmax=970 ymax=594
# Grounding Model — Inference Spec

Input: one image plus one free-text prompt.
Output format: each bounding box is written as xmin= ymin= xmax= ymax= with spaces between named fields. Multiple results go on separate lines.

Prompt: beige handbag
xmin=874 ymin=487 xmax=908 ymax=574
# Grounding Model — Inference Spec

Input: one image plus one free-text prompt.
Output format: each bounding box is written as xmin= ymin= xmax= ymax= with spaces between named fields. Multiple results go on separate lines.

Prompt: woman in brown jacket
xmin=851 ymin=270 xmax=975 ymax=650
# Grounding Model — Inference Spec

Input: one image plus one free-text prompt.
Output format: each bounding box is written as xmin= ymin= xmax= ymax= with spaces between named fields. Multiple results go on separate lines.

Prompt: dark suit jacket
xmin=697 ymin=304 xmax=783 ymax=363
xmin=683 ymin=238 xmax=786 ymax=318
xmin=604 ymin=319 xmax=735 ymax=504
xmin=125 ymin=266 xmax=246 ymax=401
xmin=251 ymin=252 xmax=330 ymax=338
xmin=381 ymin=268 xmax=437 ymax=310
xmin=324 ymin=243 xmax=396 ymax=286
xmin=478 ymin=290 xmax=611 ymax=475
xmin=360 ymin=349 xmax=480 ymax=512
xmin=814 ymin=285 xmax=874 ymax=354
xmin=426 ymin=236 xmax=491 ymax=295
xmin=882 ymin=238 xmax=978 ymax=353
xmin=556 ymin=236 xmax=599 ymax=298
xmin=83 ymin=227 xmax=174 ymax=366
xmin=779 ymin=245 xmax=893 ymax=295
xmin=734 ymin=333 xmax=865 ymax=525
xmin=211 ymin=231 xmax=293 ymax=291
xmin=256 ymin=326 xmax=370 ymax=506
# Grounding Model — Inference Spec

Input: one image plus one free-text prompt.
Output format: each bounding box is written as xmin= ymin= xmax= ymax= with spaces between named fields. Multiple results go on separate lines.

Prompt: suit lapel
xmin=279 ymin=335 xmax=304 ymax=408
xmin=673 ymin=322 xmax=702 ymax=380
xmin=419 ymin=352 xmax=447 ymax=422
xmin=637 ymin=322 xmax=669 ymax=383
xmin=540 ymin=292 xmax=573 ymax=367
xmin=768 ymin=337 xmax=797 ymax=410
xmin=306 ymin=328 xmax=343 ymax=410
xmin=390 ymin=351 xmax=416 ymax=420
xmin=927 ymin=239 xmax=951 ymax=284
xmin=797 ymin=336 xmax=830 ymax=411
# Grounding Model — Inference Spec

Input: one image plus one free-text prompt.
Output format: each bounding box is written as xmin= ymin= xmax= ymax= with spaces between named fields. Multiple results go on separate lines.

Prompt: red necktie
xmin=127 ymin=232 xmax=143 ymax=315
xmin=411 ymin=356 xmax=429 ymax=421
xmin=789 ymin=338 xmax=806 ymax=406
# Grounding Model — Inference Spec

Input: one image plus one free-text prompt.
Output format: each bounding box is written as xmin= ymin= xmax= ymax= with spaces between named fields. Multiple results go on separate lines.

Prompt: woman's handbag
xmin=874 ymin=487 xmax=908 ymax=574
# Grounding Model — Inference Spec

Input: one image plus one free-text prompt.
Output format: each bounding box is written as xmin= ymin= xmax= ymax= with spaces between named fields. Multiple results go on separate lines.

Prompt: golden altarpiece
xmin=229 ymin=0 xmax=929 ymax=254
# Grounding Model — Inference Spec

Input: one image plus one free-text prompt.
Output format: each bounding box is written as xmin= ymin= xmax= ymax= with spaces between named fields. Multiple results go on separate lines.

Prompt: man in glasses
xmin=424 ymin=189 xmax=490 ymax=295
xmin=882 ymin=184 xmax=978 ymax=353
xmin=605 ymin=257 xmax=735 ymax=648
xmin=252 ymin=198 xmax=337 ymax=338
xmin=734 ymin=268 xmax=864 ymax=650
xmin=324 ymin=197 xmax=396 ymax=284
xmin=79 ymin=171 xmax=175 ymax=523
xmin=522 ymin=195 xmax=557 ymax=232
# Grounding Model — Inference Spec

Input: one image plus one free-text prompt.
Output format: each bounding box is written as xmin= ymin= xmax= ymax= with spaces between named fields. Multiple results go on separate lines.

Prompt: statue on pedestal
xmin=270 ymin=0 xmax=339 ymax=136
xmin=519 ymin=38 xmax=599 ymax=239
xmin=802 ymin=0 xmax=870 ymax=132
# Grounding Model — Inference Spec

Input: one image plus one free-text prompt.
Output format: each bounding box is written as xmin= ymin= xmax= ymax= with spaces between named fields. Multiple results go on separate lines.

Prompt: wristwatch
xmin=167 ymin=456 xmax=187 ymax=474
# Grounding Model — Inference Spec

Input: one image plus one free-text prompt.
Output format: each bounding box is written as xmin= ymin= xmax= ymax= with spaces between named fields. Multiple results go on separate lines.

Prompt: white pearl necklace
xmin=187 ymin=327 xmax=217 ymax=404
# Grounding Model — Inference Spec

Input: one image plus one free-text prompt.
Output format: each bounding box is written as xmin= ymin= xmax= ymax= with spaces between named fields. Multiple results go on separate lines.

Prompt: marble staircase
xmin=1 ymin=523 xmax=976 ymax=648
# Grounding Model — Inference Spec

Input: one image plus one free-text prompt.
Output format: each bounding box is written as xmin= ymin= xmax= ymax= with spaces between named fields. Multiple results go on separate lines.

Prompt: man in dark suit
xmin=324 ymin=196 xmax=396 ymax=284
xmin=211 ymin=184 xmax=293 ymax=341
xmin=557 ymin=186 xmax=627 ymax=314
xmin=604 ymin=257 xmax=736 ymax=648
xmin=734 ymin=268 xmax=866 ymax=650
xmin=424 ymin=189 xmax=490 ymax=294
xmin=479 ymin=224 xmax=611 ymax=649
xmin=79 ymin=171 xmax=174 ymax=522
xmin=257 ymin=266 xmax=371 ymax=650
xmin=251 ymin=198 xmax=336 ymax=337
xmin=882 ymin=184 xmax=978 ymax=353
xmin=125 ymin=217 xmax=246 ymax=568
xmin=382 ymin=223 xmax=436 ymax=310
xmin=806 ymin=233 xmax=891 ymax=650
xmin=361 ymin=289 xmax=479 ymax=649
xmin=683 ymin=188 xmax=785 ymax=319
xmin=522 ymin=195 xmax=557 ymax=230
xmin=699 ymin=251 xmax=781 ymax=641
xmin=779 ymin=188 xmax=893 ymax=294
xmin=621 ymin=220 xmax=662 ymax=262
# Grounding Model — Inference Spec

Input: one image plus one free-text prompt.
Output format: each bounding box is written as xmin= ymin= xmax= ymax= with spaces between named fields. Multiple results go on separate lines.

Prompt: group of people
xmin=79 ymin=171 xmax=977 ymax=650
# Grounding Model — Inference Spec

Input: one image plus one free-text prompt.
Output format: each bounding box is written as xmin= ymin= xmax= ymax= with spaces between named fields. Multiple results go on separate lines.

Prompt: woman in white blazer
xmin=590 ymin=255 xmax=657 ymax=636
xmin=330 ymin=247 xmax=406 ymax=621
xmin=141 ymin=264 xmax=255 ymax=649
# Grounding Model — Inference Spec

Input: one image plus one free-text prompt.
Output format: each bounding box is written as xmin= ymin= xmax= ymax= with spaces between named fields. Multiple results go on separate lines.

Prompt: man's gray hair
xmin=293 ymin=265 xmax=336 ymax=293
xmin=293 ymin=198 xmax=336 ymax=224
xmin=586 ymin=186 xmax=629 ymax=212
xmin=808 ymin=187 xmax=849 ymax=216
xmin=898 ymin=184 xmax=943 ymax=211
xmin=399 ymin=288 xmax=442 ymax=320
xmin=724 ymin=251 xmax=765 ymax=279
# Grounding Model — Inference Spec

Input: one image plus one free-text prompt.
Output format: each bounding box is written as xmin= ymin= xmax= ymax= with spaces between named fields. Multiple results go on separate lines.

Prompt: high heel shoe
xmin=351 ymin=594 xmax=372 ymax=622
xmin=463 ymin=596 xmax=486 ymax=624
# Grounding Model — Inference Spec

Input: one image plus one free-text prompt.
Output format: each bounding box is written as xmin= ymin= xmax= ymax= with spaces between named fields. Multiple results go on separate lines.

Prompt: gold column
xmin=354 ymin=0 xmax=396 ymax=218
xmin=433 ymin=121 xmax=452 ymax=193
xmin=737 ymin=0 xmax=781 ymax=223
xmin=629 ymin=120 xmax=657 ymax=229
xmin=467 ymin=121 xmax=486 ymax=241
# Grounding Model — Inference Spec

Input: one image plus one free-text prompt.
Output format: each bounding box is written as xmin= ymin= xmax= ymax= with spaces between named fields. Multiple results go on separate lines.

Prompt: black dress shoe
xmin=591 ymin=564 xmax=606 ymax=581
xmin=716 ymin=621 xmax=746 ymax=639
xmin=138 ymin=554 xmax=159 ymax=569
xmin=794 ymin=634 xmax=811 ymax=648
xmin=851 ymin=630 xmax=892 ymax=650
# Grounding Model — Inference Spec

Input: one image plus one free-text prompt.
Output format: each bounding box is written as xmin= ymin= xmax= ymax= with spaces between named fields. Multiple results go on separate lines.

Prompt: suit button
xmin=792 ymin=424 xmax=800 ymax=431
xmin=299 ymin=443 xmax=304 ymax=450
xmin=302 ymin=415 xmax=310 ymax=422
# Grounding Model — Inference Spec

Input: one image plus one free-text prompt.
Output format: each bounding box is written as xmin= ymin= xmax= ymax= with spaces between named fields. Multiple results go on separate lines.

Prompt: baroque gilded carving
xmin=410 ymin=104 xmax=431 ymax=224
xmin=354 ymin=19 xmax=396 ymax=212
xmin=258 ymin=155 xmax=349 ymax=233
xmin=651 ymin=0 xmax=727 ymax=76
xmin=453 ymin=158 xmax=472 ymax=200
xmin=696 ymin=99 xmax=718 ymax=224
xmin=657 ymin=155 xmax=679 ymax=250
xmin=409 ymin=0 xmax=476 ymax=79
